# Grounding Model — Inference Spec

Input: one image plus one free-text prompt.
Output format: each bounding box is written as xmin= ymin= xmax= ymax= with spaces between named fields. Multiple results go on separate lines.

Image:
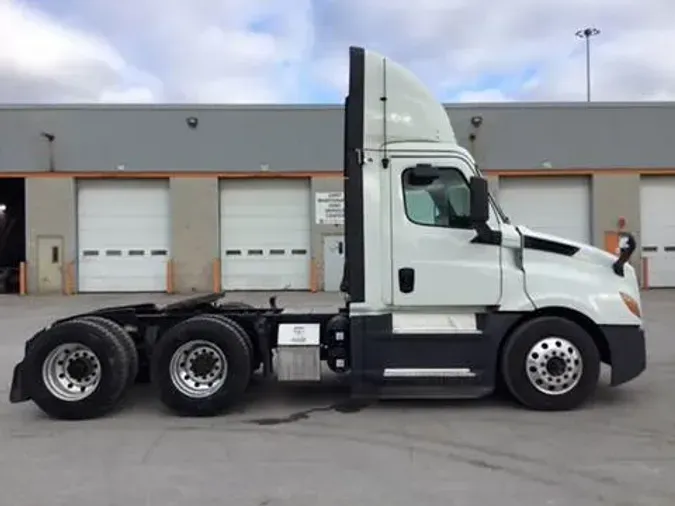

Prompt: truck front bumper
xmin=600 ymin=324 xmax=646 ymax=386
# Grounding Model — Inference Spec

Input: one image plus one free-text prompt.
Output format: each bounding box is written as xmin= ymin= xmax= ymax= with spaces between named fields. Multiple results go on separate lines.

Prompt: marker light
xmin=620 ymin=292 xmax=641 ymax=318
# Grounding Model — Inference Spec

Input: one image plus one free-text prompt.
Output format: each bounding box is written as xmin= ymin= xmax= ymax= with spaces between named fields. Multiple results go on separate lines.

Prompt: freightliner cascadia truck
xmin=8 ymin=46 xmax=646 ymax=420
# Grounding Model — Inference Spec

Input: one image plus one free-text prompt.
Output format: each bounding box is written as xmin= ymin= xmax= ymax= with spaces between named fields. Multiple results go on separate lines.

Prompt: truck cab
xmin=340 ymin=46 xmax=645 ymax=409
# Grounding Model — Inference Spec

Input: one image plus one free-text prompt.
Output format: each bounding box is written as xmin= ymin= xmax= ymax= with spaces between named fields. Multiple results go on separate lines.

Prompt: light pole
xmin=575 ymin=27 xmax=600 ymax=102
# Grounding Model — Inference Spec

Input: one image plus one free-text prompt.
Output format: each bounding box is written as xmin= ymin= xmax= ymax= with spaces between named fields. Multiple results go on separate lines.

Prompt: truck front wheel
xmin=151 ymin=315 xmax=252 ymax=417
xmin=500 ymin=316 xmax=601 ymax=411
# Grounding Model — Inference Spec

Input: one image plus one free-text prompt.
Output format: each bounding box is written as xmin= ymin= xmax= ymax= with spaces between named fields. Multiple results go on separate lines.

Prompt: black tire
xmin=213 ymin=302 xmax=258 ymax=369
xmin=500 ymin=316 xmax=601 ymax=411
xmin=151 ymin=315 xmax=252 ymax=417
xmin=78 ymin=315 xmax=139 ymax=390
xmin=200 ymin=314 xmax=258 ymax=373
xmin=22 ymin=318 xmax=130 ymax=420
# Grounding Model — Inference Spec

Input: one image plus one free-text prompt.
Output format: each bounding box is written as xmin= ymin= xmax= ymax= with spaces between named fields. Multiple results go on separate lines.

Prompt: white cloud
xmin=98 ymin=86 xmax=156 ymax=103
xmin=0 ymin=0 xmax=160 ymax=103
xmin=23 ymin=0 xmax=316 ymax=103
xmin=455 ymin=89 xmax=514 ymax=103
xmin=2 ymin=0 xmax=675 ymax=103
xmin=311 ymin=0 xmax=675 ymax=102
xmin=311 ymin=53 xmax=349 ymax=95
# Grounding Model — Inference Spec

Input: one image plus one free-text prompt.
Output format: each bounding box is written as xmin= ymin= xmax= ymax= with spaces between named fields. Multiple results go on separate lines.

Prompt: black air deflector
xmin=339 ymin=46 xmax=366 ymax=302
xmin=522 ymin=235 xmax=579 ymax=256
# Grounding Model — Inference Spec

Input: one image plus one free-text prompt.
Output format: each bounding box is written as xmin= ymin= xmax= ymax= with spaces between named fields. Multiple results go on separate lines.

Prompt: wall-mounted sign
xmin=315 ymin=192 xmax=344 ymax=225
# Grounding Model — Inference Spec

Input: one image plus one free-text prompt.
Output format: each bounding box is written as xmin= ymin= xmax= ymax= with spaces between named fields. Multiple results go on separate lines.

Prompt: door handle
xmin=398 ymin=267 xmax=415 ymax=293
xmin=338 ymin=241 xmax=343 ymax=255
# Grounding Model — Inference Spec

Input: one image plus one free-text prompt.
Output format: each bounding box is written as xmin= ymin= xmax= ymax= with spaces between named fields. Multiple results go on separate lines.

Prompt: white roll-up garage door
xmin=640 ymin=176 xmax=675 ymax=288
xmin=497 ymin=176 xmax=592 ymax=244
xmin=77 ymin=179 xmax=170 ymax=292
xmin=220 ymin=179 xmax=311 ymax=290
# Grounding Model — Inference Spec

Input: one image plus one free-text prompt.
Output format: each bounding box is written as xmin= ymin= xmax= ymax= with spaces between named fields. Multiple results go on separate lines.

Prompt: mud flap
xmin=9 ymin=361 xmax=30 ymax=403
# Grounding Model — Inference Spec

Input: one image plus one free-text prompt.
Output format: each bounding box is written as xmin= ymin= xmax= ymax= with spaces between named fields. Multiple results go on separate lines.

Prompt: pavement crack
xmin=140 ymin=429 xmax=166 ymax=464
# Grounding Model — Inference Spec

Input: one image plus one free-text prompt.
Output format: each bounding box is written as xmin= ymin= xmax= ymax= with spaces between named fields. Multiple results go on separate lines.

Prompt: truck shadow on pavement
xmin=108 ymin=370 xmax=641 ymax=426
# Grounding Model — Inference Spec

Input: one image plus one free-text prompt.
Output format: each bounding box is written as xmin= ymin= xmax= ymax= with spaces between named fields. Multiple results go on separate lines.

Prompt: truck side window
xmin=402 ymin=166 xmax=472 ymax=229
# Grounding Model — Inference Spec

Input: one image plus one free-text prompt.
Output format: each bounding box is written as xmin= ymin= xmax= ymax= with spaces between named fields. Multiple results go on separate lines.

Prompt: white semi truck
xmin=9 ymin=46 xmax=645 ymax=420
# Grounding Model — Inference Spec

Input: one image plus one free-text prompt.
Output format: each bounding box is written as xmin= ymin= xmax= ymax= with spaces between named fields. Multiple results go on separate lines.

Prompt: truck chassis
xmin=9 ymin=289 xmax=644 ymax=420
xmin=9 ymin=293 xmax=354 ymax=419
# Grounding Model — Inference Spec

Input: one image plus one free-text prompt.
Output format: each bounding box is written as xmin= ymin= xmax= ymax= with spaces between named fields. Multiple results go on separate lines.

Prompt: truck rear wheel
xmin=199 ymin=314 xmax=259 ymax=373
xmin=78 ymin=315 xmax=139 ymax=390
xmin=151 ymin=315 xmax=252 ymax=416
xmin=500 ymin=316 xmax=601 ymax=411
xmin=22 ymin=319 xmax=130 ymax=420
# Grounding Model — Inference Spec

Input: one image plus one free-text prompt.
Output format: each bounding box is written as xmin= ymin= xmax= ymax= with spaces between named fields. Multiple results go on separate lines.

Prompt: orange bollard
xmin=212 ymin=258 xmax=222 ymax=293
xmin=19 ymin=262 xmax=26 ymax=295
xmin=310 ymin=259 xmax=318 ymax=293
xmin=166 ymin=259 xmax=174 ymax=294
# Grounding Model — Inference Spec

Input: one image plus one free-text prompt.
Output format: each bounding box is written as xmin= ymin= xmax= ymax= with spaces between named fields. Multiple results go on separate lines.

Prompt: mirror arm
xmin=474 ymin=222 xmax=491 ymax=240
xmin=470 ymin=222 xmax=501 ymax=246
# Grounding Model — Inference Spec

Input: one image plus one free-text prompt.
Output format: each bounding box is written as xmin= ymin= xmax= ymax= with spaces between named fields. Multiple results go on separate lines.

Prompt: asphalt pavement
xmin=1 ymin=290 xmax=673 ymax=506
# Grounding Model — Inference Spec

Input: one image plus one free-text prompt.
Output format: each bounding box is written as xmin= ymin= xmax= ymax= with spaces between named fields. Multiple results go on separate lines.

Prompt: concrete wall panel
xmin=25 ymin=177 xmax=76 ymax=294
xmin=170 ymin=177 xmax=219 ymax=293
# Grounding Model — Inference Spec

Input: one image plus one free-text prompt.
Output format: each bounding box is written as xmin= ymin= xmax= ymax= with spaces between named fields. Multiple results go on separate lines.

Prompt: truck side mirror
xmin=469 ymin=177 xmax=489 ymax=223
xmin=612 ymin=232 xmax=637 ymax=277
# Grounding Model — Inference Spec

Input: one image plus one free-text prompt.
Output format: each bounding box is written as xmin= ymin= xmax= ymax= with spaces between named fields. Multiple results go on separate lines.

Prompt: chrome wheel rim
xmin=525 ymin=337 xmax=583 ymax=395
xmin=169 ymin=340 xmax=228 ymax=398
xmin=42 ymin=343 xmax=102 ymax=402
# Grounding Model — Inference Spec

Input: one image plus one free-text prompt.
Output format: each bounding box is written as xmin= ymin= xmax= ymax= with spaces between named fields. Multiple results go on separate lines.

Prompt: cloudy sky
xmin=1 ymin=0 xmax=673 ymax=104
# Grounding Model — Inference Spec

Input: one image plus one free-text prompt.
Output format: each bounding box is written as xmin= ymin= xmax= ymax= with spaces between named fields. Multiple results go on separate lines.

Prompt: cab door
xmin=390 ymin=157 xmax=502 ymax=307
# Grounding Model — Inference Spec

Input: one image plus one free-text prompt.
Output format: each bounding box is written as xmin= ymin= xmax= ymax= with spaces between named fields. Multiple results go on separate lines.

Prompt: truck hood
xmin=514 ymin=225 xmax=641 ymax=306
